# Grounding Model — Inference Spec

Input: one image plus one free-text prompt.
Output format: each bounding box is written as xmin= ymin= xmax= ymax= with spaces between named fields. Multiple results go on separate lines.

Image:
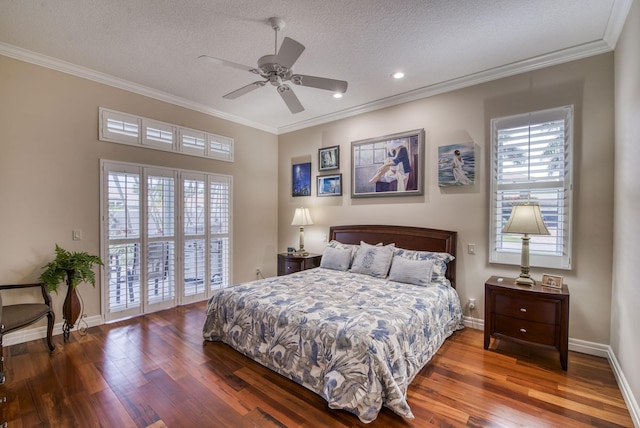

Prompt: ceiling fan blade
xmin=223 ymin=81 xmax=266 ymax=99
xmin=291 ymin=74 xmax=348 ymax=93
xmin=276 ymin=37 xmax=305 ymax=70
xmin=198 ymin=55 xmax=259 ymax=74
xmin=277 ymin=84 xmax=304 ymax=113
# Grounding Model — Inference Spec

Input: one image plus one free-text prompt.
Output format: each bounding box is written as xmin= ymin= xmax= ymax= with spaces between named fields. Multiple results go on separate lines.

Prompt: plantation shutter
xmin=490 ymin=106 xmax=573 ymax=270
xmin=209 ymin=176 xmax=231 ymax=290
xmin=106 ymin=166 xmax=142 ymax=318
xmin=102 ymin=161 xmax=232 ymax=321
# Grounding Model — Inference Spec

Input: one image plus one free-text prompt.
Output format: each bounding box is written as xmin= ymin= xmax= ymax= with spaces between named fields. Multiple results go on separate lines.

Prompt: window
xmin=102 ymin=161 xmax=232 ymax=321
xmin=353 ymin=141 xmax=388 ymax=167
xmin=99 ymin=108 xmax=234 ymax=162
xmin=490 ymin=106 xmax=573 ymax=270
xmin=144 ymin=120 xmax=175 ymax=149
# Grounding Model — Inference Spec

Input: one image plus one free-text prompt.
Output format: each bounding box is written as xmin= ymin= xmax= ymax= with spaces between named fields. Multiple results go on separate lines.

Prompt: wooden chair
xmin=0 ymin=283 xmax=55 ymax=385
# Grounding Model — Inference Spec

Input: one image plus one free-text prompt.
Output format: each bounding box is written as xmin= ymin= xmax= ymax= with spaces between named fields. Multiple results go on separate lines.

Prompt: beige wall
xmin=613 ymin=0 xmax=640 ymax=414
xmin=0 ymin=56 xmax=278 ymax=322
xmin=278 ymin=53 xmax=615 ymax=344
xmin=0 ymin=48 xmax=622 ymax=351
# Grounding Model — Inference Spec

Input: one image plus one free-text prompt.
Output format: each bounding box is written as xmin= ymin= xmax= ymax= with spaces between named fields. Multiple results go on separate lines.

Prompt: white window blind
xmin=147 ymin=172 xmax=176 ymax=306
xmin=100 ymin=110 xmax=140 ymax=145
xmin=210 ymin=179 xmax=230 ymax=289
xmin=144 ymin=120 xmax=175 ymax=149
xmin=180 ymin=128 xmax=206 ymax=156
xmin=99 ymin=108 xmax=234 ymax=162
xmin=490 ymin=106 xmax=573 ymax=270
xmin=208 ymin=134 xmax=234 ymax=161
xmin=106 ymin=167 xmax=142 ymax=315
xmin=183 ymin=176 xmax=206 ymax=298
xmin=102 ymin=161 xmax=232 ymax=321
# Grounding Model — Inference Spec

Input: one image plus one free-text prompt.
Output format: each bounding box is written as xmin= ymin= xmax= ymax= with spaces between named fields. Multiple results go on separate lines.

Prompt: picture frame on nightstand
xmin=542 ymin=274 xmax=563 ymax=289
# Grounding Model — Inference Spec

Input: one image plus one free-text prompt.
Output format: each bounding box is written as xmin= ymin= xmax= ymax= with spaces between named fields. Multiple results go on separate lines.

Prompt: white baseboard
xmin=605 ymin=345 xmax=640 ymax=428
xmin=463 ymin=315 xmax=639 ymax=427
xmin=2 ymin=315 xmax=103 ymax=346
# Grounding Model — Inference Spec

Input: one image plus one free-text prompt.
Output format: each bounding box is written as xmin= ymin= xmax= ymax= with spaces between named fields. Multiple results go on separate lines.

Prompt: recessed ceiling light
xmin=333 ymin=93 xmax=343 ymax=99
xmin=392 ymin=72 xmax=405 ymax=79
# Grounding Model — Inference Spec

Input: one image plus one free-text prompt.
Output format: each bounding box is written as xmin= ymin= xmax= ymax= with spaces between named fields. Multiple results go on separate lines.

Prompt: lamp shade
xmin=291 ymin=207 xmax=313 ymax=226
xmin=502 ymin=203 xmax=550 ymax=235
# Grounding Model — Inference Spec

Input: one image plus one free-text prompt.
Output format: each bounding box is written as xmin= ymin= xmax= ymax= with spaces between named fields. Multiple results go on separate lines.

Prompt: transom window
xmin=99 ymin=108 xmax=234 ymax=162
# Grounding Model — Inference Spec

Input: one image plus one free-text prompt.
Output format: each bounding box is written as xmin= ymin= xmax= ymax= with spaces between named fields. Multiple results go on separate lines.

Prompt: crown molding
xmin=603 ymin=0 xmax=634 ymax=49
xmin=0 ymin=42 xmax=278 ymax=135
xmin=277 ymin=39 xmax=614 ymax=134
xmin=0 ymin=35 xmax=618 ymax=137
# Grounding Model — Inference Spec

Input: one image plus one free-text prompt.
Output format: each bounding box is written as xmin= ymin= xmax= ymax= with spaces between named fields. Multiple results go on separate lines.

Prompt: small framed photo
xmin=292 ymin=162 xmax=311 ymax=197
xmin=317 ymin=173 xmax=342 ymax=197
xmin=319 ymin=146 xmax=340 ymax=171
xmin=541 ymin=274 xmax=563 ymax=289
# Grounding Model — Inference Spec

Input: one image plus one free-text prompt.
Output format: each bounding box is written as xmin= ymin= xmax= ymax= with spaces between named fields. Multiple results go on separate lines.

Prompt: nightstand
xmin=277 ymin=253 xmax=322 ymax=276
xmin=484 ymin=275 xmax=570 ymax=370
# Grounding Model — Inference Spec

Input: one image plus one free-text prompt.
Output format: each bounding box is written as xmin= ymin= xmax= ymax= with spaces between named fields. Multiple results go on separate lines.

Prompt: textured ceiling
xmin=0 ymin=0 xmax=632 ymax=134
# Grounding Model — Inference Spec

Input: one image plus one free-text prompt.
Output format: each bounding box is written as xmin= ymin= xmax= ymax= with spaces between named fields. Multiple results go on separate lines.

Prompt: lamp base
xmin=515 ymin=275 xmax=536 ymax=286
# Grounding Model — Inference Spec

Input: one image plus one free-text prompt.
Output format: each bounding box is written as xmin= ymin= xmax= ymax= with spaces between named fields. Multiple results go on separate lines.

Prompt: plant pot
xmin=62 ymin=273 xmax=81 ymax=341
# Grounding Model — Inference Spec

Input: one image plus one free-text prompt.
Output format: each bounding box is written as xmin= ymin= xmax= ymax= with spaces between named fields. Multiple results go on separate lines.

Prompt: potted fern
xmin=39 ymin=245 xmax=104 ymax=341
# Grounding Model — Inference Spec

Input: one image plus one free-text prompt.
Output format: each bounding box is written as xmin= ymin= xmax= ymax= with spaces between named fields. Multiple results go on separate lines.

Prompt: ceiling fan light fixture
xmin=200 ymin=16 xmax=347 ymax=114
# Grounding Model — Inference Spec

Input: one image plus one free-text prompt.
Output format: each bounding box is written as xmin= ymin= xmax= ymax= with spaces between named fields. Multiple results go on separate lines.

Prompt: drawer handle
xmin=520 ymin=328 xmax=527 ymax=333
xmin=520 ymin=308 xmax=527 ymax=312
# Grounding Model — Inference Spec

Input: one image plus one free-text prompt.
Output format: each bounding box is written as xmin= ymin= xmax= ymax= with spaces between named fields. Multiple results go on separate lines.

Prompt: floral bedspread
xmin=202 ymin=267 xmax=464 ymax=423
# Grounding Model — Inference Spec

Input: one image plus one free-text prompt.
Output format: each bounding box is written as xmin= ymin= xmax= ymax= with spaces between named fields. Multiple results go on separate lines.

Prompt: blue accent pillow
xmin=392 ymin=248 xmax=454 ymax=284
xmin=388 ymin=256 xmax=434 ymax=286
xmin=349 ymin=241 xmax=394 ymax=278
xmin=320 ymin=246 xmax=353 ymax=271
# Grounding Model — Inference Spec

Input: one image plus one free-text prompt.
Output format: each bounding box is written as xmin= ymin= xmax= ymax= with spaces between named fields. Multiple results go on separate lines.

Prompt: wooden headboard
xmin=329 ymin=225 xmax=458 ymax=288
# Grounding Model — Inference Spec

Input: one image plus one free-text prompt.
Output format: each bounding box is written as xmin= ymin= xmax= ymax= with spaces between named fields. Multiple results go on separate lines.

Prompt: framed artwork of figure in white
xmin=438 ymin=142 xmax=475 ymax=186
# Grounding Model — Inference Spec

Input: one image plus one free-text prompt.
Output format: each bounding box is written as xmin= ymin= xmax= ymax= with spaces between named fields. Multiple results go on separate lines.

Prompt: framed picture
xmin=319 ymin=145 xmax=340 ymax=171
xmin=541 ymin=274 xmax=563 ymax=289
xmin=351 ymin=129 xmax=424 ymax=198
xmin=438 ymin=142 xmax=475 ymax=186
xmin=317 ymin=173 xmax=342 ymax=197
xmin=292 ymin=162 xmax=311 ymax=197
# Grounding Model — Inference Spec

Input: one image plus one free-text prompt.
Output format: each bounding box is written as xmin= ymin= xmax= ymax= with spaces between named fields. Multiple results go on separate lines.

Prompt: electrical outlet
xmin=72 ymin=229 xmax=82 ymax=241
xmin=468 ymin=298 xmax=476 ymax=310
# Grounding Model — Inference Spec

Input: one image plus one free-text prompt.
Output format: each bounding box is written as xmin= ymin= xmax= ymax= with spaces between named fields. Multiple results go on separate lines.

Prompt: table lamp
xmin=291 ymin=207 xmax=313 ymax=256
xmin=502 ymin=203 xmax=550 ymax=285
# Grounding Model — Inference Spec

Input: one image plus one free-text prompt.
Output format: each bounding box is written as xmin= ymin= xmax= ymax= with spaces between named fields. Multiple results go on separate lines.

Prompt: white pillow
xmin=320 ymin=246 xmax=353 ymax=271
xmin=349 ymin=241 xmax=394 ymax=278
xmin=388 ymin=256 xmax=434 ymax=286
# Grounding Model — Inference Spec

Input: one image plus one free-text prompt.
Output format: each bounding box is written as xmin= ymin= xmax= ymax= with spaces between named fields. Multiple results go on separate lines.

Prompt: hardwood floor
xmin=1 ymin=301 xmax=634 ymax=427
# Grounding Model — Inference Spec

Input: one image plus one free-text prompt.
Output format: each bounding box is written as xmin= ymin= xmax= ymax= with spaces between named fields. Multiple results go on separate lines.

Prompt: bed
xmin=202 ymin=225 xmax=464 ymax=423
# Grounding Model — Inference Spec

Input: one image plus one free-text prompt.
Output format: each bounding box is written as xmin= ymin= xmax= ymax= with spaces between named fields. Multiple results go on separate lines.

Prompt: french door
xmin=101 ymin=161 xmax=231 ymax=321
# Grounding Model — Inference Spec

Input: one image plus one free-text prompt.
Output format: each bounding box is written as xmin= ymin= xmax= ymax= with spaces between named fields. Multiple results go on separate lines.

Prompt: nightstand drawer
xmin=494 ymin=314 xmax=557 ymax=346
xmin=277 ymin=253 xmax=322 ymax=276
xmin=283 ymin=259 xmax=303 ymax=274
xmin=494 ymin=294 xmax=558 ymax=323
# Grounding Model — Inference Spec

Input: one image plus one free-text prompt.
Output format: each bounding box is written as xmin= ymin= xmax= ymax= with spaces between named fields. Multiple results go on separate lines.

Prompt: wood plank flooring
xmin=0 ymin=301 xmax=634 ymax=427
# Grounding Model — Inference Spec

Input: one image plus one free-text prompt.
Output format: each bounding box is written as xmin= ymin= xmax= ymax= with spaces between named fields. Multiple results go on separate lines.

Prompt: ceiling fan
xmin=199 ymin=17 xmax=348 ymax=114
